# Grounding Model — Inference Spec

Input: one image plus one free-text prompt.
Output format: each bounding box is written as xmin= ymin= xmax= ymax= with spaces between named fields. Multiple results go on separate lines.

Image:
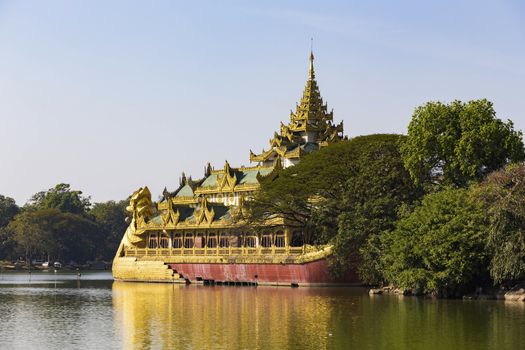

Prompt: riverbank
xmin=369 ymin=284 xmax=525 ymax=302
xmin=0 ymin=260 xmax=111 ymax=271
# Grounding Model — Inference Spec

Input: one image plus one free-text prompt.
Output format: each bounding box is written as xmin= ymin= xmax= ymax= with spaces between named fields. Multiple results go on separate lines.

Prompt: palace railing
xmin=124 ymin=245 xmax=307 ymax=258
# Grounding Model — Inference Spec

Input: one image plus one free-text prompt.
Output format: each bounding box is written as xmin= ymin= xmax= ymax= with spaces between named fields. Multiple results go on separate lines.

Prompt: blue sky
xmin=1 ymin=0 xmax=524 ymax=204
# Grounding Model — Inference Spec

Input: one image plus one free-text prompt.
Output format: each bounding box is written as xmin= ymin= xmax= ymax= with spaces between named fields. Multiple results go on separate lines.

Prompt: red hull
xmin=168 ymin=258 xmax=359 ymax=286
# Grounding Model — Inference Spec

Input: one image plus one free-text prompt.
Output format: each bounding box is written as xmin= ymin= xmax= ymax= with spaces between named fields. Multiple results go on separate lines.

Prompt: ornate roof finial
xmin=179 ymin=172 xmax=187 ymax=186
xmin=162 ymin=187 xmax=170 ymax=201
xmin=204 ymin=162 xmax=212 ymax=177
xmin=309 ymin=38 xmax=315 ymax=80
xmin=224 ymin=160 xmax=231 ymax=175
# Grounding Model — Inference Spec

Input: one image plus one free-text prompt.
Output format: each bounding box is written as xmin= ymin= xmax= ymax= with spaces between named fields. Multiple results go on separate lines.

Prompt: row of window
xmin=147 ymin=232 xmax=286 ymax=249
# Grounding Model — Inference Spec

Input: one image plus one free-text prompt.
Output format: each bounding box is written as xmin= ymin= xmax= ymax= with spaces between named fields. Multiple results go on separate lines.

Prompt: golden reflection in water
xmin=111 ymin=282 xmax=352 ymax=350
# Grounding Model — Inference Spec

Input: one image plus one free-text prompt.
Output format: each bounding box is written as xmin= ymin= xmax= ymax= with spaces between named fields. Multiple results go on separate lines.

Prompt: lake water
xmin=0 ymin=271 xmax=524 ymax=349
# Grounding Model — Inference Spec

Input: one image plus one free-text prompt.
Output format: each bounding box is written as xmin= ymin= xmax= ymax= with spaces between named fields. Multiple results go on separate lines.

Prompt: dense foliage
xmin=248 ymin=134 xmax=422 ymax=282
xmin=28 ymin=183 xmax=91 ymax=215
xmin=0 ymin=195 xmax=19 ymax=228
xmin=474 ymin=163 xmax=525 ymax=283
xmin=382 ymin=188 xmax=488 ymax=297
xmin=8 ymin=209 xmax=101 ymax=263
xmin=249 ymin=98 xmax=525 ymax=295
xmin=401 ymin=99 xmax=524 ymax=188
xmin=0 ymin=195 xmax=20 ymax=258
xmin=0 ymin=184 xmax=129 ymax=263
xmin=90 ymin=200 xmax=129 ymax=260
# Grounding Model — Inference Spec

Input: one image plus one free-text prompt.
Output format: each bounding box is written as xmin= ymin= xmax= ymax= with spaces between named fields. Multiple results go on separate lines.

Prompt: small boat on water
xmin=41 ymin=261 xmax=62 ymax=269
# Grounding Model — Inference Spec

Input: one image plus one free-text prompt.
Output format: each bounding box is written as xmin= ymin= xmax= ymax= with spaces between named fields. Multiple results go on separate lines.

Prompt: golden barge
xmin=112 ymin=52 xmax=358 ymax=286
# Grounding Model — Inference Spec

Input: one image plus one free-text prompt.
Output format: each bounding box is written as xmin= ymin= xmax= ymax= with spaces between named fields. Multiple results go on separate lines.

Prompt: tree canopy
xmin=0 ymin=195 xmax=20 ymax=259
xmin=28 ymin=183 xmax=91 ymax=215
xmin=401 ymin=99 xmax=524 ymax=188
xmin=0 ymin=195 xmax=19 ymax=228
xmin=473 ymin=163 xmax=525 ymax=283
xmin=247 ymin=134 xmax=422 ymax=281
xmin=8 ymin=208 xmax=102 ymax=262
xmin=382 ymin=188 xmax=488 ymax=297
xmin=0 ymin=184 xmax=126 ymax=263
xmin=90 ymin=200 xmax=129 ymax=260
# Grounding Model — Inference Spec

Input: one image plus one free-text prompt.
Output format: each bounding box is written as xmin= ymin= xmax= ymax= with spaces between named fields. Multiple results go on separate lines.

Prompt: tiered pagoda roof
xmin=153 ymin=161 xmax=279 ymax=228
xmin=147 ymin=51 xmax=344 ymax=229
xmin=153 ymin=195 xmax=238 ymax=230
xmin=250 ymin=51 xmax=344 ymax=166
xmin=165 ymin=161 xmax=277 ymax=203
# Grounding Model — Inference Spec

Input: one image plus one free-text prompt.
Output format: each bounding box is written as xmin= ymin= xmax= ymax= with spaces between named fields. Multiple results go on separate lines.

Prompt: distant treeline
xmin=0 ymin=184 xmax=129 ymax=263
xmin=246 ymin=99 xmax=525 ymax=297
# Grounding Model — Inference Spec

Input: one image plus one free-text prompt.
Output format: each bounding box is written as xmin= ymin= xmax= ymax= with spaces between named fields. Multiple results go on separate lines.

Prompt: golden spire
xmin=309 ymin=45 xmax=315 ymax=80
xmin=248 ymin=46 xmax=344 ymax=164
xmin=297 ymin=47 xmax=323 ymax=119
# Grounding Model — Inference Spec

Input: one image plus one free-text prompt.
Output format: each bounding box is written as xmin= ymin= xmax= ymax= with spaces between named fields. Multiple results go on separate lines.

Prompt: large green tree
xmin=29 ymin=183 xmax=91 ymax=215
xmin=90 ymin=200 xmax=129 ymax=260
xmin=1 ymin=185 xmax=130 ymax=263
xmin=247 ymin=134 xmax=421 ymax=282
xmin=7 ymin=209 xmax=54 ymax=262
xmin=401 ymin=99 xmax=524 ymax=188
xmin=382 ymin=188 xmax=488 ymax=297
xmin=473 ymin=163 xmax=525 ymax=284
xmin=0 ymin=195 xmax=19 ymax=228
xmin=8 ymin=208 xmax=101 ymax=263
xmin=0 ymin=195 xmax=19 ymax=259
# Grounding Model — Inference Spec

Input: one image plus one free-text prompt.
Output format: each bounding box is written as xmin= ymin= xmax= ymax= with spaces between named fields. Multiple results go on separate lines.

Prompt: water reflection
xmin=112 ymin=282 xmax=358 ymax=350
xmin=0 ymin=272 xmax=118 ymax=350
xmin=0 ymin=272 xmax=524 ymax=350
xmin=112 ymin=282 xmax=525 ymax=350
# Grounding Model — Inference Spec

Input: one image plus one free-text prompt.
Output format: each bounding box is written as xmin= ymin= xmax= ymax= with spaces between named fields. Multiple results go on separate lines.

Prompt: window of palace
xmin=245 ymin=236 xmax=257 ymax=248
xmin=195 ymin=233 xmax=204 ymax=248
xmin=261 ymin=234 xmax=273 ymax=248
xmin=159 ymin=233 xmax=169 ymax=249
xmin=207 ymin=234 xmax=217 ymax=248
xmin=148 ymin=233 xmax=158 ymax=249
xmin=184 ymin=233 xmax=194 ymax=248
xmin=275 ymin=231 xmax=285 ymax=247
xmin=230 ymin=235 xmax=241 ymax=248
xmin=219 ymin=235 xmax=229 ymax=248
xmin=172 ymin=233 xmax=183 ymax=248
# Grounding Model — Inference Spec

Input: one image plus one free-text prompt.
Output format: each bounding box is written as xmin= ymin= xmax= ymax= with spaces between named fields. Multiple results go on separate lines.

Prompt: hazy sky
xmin=1 ymin=1 xmax=524 ymax=205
